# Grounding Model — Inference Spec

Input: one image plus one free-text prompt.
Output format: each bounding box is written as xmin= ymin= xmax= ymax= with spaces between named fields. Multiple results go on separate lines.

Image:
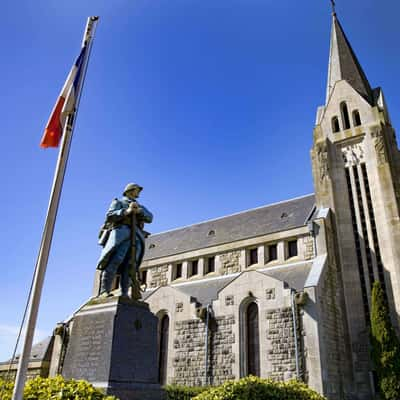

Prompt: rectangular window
xmin=141 ymin=270 xmax=147 ymax=284
xmin=249 ymin=248 xmax=258 ymax=266
xmin=174 ymin=263 xmax=182 ymax=280
xmin=206 ymin=256 xmax=215 ymax=273
xmin=288 ymin=240 xmax=298 ymax=258
xmin=268 ymin=244 xmax=277 ymax=261
xmin=190 ymin=260 xmax=198 ymax=276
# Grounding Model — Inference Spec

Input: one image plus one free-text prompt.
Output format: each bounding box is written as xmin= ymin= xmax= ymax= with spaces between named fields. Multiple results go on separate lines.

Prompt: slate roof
xmin=0 ymin=336 xmax=53 ymax=365
xmin=144 ymin=194 xmax=315 ymax=260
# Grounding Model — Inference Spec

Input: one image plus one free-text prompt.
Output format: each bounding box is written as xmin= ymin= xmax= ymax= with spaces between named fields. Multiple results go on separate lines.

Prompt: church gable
xmin=319 ymin=80 xmax=377 ymax=141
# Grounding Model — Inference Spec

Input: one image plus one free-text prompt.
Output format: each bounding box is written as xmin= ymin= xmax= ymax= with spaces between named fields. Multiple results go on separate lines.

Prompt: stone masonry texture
xmin=265 ymin=307 xmax=297 ymax=381
xmin=219 ymin=251 xmax=241 ymax=275
xmin=173 ymin=315 xmax=235 ymax=386
xmin=149 ymin=264 xmax=169 ymax=288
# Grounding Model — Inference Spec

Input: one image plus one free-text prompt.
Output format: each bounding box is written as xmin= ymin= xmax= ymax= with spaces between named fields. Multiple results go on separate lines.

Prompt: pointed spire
xmin=326 ymin=12 xmax=373 ymax=104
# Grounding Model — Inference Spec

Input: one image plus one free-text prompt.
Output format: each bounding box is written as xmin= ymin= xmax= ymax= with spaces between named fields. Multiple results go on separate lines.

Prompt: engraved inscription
xmin=62 ymin=313 xmax=112 ymax=382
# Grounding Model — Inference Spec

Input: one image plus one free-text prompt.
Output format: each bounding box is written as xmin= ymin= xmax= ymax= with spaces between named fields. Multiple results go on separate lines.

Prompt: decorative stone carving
xmin=265 ymin=288 xmax=276 ymax=300
xmin=225 ymin=295 xmax=234 ymax=306
xmin=341 ymin=141 xmax=364 ymax=167
xmin=317 ymin=143 xmax=329 ymax=182
xmin=371 ymin=131 xmax=387 ymax=165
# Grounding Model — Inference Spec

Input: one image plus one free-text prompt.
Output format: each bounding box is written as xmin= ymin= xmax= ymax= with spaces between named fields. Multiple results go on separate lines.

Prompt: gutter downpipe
xmin=204 ymin=304 xmax=212 ymax=386
xmin=291 ymin=289 xmax=300 ymax=380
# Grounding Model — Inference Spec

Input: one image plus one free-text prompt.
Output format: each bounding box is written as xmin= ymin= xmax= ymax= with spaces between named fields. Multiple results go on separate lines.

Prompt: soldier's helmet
xmin=123 ymin=183 xmax=143 ymax=195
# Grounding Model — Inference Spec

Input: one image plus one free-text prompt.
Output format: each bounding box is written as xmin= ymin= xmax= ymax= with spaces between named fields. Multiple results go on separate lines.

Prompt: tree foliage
xmin=187 ymin=376 xmax=326 ymax=400
xmin=370 ymin=281 xmax=400 ymax=400
xmin=165 ymin=384 xmax=210 ymax=400
xmin=0 ymin=375 xmax=118 ymax=400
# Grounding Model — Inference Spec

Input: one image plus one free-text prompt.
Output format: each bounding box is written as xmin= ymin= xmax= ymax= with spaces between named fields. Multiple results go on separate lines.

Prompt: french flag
xmin=40 ymin=46 xmax=87 ymax=148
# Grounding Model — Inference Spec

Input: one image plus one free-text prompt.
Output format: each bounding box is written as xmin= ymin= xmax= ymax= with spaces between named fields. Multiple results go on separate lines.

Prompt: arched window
xmin=353 ymin=110 xmax=362 ymax=127
xmin=340 ymin=102 xmax=351 ymax=130
xmin=158 ymin=314 xmax=169 ymax=384
xmin=332 ymin=116 xmax=340 ymax=133
xmin=246 ymin=302 xmax=260 ymax=376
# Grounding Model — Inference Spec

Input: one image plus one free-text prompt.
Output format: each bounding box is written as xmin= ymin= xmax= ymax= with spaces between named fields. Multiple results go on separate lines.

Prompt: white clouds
xmin=0 ymin=324 xmax=49 ymax=362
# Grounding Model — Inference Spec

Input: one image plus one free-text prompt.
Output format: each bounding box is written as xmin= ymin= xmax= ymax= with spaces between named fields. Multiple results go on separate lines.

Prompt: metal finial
xmin=330 ymin=0 xmax=336 ymax=15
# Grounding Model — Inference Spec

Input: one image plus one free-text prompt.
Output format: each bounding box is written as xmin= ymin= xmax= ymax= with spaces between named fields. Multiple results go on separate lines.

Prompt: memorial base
xmin=62 ymin=296 xmax=165 ymax=400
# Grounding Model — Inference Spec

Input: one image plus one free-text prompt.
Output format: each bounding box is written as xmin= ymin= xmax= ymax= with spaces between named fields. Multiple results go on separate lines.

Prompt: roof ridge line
xmin=148 ymin=193 xmax=315 ymax=237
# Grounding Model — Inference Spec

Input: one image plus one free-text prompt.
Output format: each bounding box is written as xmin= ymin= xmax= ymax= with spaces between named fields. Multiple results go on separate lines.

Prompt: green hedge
xmin=0 ymin=375 xmax=118 ymax=400
xmin=191 ymin=376 xmax=326 ymax=400
xmin=165 ymin=384 xmax=210 ymax=400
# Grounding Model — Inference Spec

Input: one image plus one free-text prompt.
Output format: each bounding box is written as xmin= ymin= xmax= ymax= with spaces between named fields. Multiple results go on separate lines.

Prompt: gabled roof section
xmin=144 ymin=262 xmax=312 ymax=307
xmin=261 ymin=262 xmax=312 ymax=291
xmin=326 ymin=13 xmax=373 ymax=104
xmin=144 ymin=194 xmax=315 ymax=260
xmin=0 ymin=336 xmax=53 ymax=364
xmin=173 ymin=275 xmax=237 ymax=305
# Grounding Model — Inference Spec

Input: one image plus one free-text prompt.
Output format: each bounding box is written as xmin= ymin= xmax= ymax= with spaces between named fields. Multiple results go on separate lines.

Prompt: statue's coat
xmin=97 ymin=196 xmax=153 ymax=271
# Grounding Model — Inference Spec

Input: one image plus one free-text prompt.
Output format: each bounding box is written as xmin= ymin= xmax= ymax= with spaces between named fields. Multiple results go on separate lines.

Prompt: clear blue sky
xmin=1 ymin=0 xmax=399 ymax=360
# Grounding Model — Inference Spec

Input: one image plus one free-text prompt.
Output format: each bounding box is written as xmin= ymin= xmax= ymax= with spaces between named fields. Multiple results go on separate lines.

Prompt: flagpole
xmin=12 ymin=16 xmax=99 ymax=400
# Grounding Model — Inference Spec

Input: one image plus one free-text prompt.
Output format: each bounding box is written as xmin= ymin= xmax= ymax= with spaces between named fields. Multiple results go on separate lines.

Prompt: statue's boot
xmin=99 ymin=270 xmax=114 ymax=296
xmin=99 ymin=245 xmax=129 ymax=297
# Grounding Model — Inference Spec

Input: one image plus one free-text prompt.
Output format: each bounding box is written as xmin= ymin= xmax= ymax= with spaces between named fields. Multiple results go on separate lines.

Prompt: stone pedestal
xmin=62 ymin=296 xmax=164 ymax=400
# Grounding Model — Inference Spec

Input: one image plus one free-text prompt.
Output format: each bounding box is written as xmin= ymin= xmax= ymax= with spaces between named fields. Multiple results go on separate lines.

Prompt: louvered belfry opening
xmin=246 ymin=302 xmax=260 ymax=376
xmin=158 ymin=314 xmax=169 ymax=384
xmin=345 ymin=167 xmax=370 ymax=320
xmin=344 ymin=161 xmax=388 ymax=324
xmin=360 ymin=164 xmax=387 ymax=294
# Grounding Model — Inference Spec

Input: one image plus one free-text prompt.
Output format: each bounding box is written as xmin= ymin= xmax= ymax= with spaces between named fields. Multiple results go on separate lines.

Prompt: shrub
xmin=0 ymin=375 xmax=118 ymax=400
xmin=192 ymin=376 xmax=326 ymax=400
xmin=370 ymin=281 xmax=400 ymax=400
xmin=165 ymin=384 xmax=210 ymax=400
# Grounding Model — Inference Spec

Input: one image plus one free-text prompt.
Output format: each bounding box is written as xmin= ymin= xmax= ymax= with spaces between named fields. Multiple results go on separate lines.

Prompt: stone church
xmin=2 ymin=11 xmax=400 ymax=400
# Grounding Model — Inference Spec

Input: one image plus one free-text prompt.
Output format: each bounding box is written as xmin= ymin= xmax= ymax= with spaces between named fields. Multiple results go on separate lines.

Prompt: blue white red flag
xmin=40 ymin=46 xmax=87 ymax=148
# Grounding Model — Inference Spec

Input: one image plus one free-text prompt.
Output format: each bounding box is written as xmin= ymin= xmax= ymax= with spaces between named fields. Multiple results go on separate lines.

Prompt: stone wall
xmin=219 ymin=251 xmax=241 ymax=275
xmin=318 ymin=268 xmax=345 ymax=398
xmin=172 ymin=315 xmax=236 ymax=386
xmin=317 ymin=221 xmax=353 ymax=399
xmin=0 ymin=363 xmax=49 ymax=380
xmin=173 ymin=319 xmax=206 ymax=386
xmin=149 ymin=264 xmax=169 ymax=288
xmin=208 ymin=315 xmax=235 ymax=385
xmin=303 ymin=236 xmax=314 ymax=260
xmin=265 ymin=307 xmax=297 ymax=381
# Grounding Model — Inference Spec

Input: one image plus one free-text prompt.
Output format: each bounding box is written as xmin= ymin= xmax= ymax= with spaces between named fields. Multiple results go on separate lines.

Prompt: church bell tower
xmin=311 ymin=10 xmax=400 ymax=398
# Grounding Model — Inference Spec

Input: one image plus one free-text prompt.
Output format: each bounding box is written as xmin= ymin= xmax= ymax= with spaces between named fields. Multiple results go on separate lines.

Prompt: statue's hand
xmin=126 ymin=202 xmax=140 ymax=215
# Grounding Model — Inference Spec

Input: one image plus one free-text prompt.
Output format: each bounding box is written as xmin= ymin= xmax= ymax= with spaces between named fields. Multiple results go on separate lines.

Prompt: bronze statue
xmin=97 ymin=183 xmax=153 ymax=299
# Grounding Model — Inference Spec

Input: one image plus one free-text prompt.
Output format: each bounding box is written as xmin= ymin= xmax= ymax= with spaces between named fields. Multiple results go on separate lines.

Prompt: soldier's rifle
xmin=129 ymin=202 xmax=141 ymax=300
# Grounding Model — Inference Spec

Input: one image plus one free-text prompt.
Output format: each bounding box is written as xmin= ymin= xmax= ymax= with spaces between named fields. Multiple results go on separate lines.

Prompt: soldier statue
xmin=97 ymin=183 xmax=153 ymax=299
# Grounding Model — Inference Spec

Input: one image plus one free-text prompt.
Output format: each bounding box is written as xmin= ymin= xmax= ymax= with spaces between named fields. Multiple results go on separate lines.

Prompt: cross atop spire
xmin=330 ymin=0 xmax=336 ymax=15
xmin=325 ymin=13 xmax=373 ymax=104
